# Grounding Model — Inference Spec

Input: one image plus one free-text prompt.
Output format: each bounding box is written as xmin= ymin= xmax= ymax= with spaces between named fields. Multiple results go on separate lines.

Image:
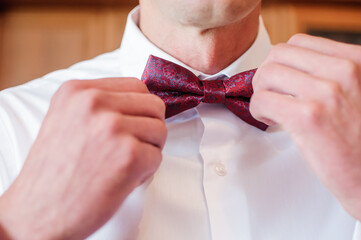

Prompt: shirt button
xmin=214 ymin=162 xmax=227 ymax=176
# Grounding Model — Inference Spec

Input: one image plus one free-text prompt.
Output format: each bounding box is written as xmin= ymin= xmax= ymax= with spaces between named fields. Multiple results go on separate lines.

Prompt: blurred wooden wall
xmin=262 ymin=3 xmax=361 ymax=44
xmin=0 ymin=4 xmax=136 ymax=89
xmin=0 ymin=0 xmax=360 ymax=90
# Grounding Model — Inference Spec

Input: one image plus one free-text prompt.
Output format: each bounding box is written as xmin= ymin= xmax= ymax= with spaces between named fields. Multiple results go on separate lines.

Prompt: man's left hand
xmin=250 ymin=34 xmax=361 ymax=220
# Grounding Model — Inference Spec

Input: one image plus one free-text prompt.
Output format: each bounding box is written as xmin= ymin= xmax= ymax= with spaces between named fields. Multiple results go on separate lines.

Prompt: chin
xmin=164 ymin=0 xmax=261 ymax=29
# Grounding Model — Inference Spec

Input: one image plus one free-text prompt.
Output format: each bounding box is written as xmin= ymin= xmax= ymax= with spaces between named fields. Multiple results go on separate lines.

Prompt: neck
xmin=139 ymin=3 xmax=261 ymax=75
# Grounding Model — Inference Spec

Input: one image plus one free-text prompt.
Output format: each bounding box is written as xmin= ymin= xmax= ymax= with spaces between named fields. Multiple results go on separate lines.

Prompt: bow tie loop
xmin=202 ymin=79 xmax=226 ymax=104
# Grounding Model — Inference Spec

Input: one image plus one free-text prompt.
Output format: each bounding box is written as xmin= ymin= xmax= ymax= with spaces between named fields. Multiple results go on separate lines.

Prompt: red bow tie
xmin=141 ymin=55 xmax=267 ymax=131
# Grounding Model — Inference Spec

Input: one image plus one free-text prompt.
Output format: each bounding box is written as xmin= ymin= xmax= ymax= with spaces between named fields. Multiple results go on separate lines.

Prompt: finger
xmin=264 ymin=43 xmax=360 ymax=86
xmin=105 ymin=113 xmax=167 ymax=149
xmin=250 ymin=90 xmax=303 ymax=130
xmin=97 ymin=91 xmax=166 ymax=120
xmin=60 ymin=77 xmax=150 ymax=94
xmin=137 ymin=143 xmax=162 ymax=181
xmin=117 ymin=135 xmax=162 ymax=185
xmin=121 ymin=115 xmax=167 ymax=149
xmin=253 ymin=62 xmax=343 ymax=101
xmin=134 ymin=141 xmax=163 ymax=183
xmin=288 ymin=33 xmax=361 ymax=65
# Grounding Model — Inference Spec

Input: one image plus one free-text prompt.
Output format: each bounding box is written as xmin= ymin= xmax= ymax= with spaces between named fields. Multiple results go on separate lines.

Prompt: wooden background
xmin=0 ymin=0 xmax=360 ymax=90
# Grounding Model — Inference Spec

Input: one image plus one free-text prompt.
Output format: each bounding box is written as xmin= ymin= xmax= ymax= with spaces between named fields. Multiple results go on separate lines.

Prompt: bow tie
xmin=141 ymin=55 xmax=267 ymax=131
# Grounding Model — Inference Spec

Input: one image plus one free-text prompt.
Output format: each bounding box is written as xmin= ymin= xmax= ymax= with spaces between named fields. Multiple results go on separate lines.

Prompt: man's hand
xmin=251 ymin=34 xmax=361 ymax=220
xmin=0 ymin=78 xmax=167 ymax=239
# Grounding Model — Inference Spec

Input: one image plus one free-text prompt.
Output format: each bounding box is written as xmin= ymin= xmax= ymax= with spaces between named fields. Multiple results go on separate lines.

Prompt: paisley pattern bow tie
xmin=141 ymin=55 xmax=267 ymax=131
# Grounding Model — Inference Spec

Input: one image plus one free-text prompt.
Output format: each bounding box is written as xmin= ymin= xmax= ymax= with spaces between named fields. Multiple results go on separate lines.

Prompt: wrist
xmin=0 ymin=193 xmax=20 ymax=240
xmin=0 ymin=190 xmax=61 ymax=240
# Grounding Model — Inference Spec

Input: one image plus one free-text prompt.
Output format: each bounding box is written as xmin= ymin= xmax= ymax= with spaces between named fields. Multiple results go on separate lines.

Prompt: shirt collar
xmin=118 ymin=6 xmax=272 ymax=80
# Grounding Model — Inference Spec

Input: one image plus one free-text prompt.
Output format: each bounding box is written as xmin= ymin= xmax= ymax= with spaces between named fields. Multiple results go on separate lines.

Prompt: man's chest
xmin=87 ymin=105 xmax=355 ymax=240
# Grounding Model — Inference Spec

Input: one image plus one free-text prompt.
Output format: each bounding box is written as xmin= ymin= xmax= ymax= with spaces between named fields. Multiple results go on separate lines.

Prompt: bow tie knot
xmin=202 ymin=79 xmax=226 ymax=104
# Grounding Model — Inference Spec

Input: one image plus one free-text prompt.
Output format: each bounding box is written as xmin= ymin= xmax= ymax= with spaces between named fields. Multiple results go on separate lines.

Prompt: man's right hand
xmin=0 ymin=78 xmax=167 ymax=239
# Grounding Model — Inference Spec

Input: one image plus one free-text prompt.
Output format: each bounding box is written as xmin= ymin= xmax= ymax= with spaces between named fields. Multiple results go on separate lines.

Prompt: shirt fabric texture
xmin=0 ymin=6 xmax=360 ymax=240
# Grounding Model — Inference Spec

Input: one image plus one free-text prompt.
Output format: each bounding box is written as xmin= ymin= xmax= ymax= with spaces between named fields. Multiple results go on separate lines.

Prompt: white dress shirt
xmin=0 ymin=6 xmax=360 ymax=240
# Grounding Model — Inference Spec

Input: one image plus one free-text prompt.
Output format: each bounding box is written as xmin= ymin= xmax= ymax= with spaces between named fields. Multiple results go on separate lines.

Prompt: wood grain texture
xmin=2 ymin=0 xmax=139 ymax=6
xmin=262 ymin=4 xmax=361 ymax=44
xmin=0 ymin=6 xmax=133 ymax=89
xmin=263 ymin=0 xmax=361 ymax=4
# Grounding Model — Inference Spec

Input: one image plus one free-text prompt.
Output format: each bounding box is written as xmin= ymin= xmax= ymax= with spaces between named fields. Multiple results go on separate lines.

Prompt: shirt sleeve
xmin=353 ymin=221 xmax=361 ymax=240
xmin=0 ymin=98 xmax=16 ymax=196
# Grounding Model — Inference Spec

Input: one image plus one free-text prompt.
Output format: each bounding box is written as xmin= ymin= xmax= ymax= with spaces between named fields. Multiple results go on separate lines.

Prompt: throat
xmin=184 ymin=24 xmax=259 ymax=74
xmin=140 ymin=1 xmax=261 ymax=75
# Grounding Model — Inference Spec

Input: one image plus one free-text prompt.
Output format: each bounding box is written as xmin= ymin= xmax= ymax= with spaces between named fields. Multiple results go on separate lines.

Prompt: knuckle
xmin=139 ymin=149 xmax=162 ymax=183
xmin=120 ymin=135 xmax=140 ymax=162
xmin=287 ymin=33 xmax=307 ymax=45
xmin=142 ymin=94 xmax=166 ymax=119
xmin=324 ymin=81 xmax=342 ymax=100
xmin=152 ymin=150 xmax=162 ymax=168
xmin=158 ymin=122 xmax=168 ymax=148
xmin=153 ymin=96 xmax=166 ymax=117
xmin=123 ymin=92 xmax=138 ymax=102
xmin=302 ymin=101 xmax=323 ymax=126
xmin=253 ymin=64 xmax=276 ymax=90
xmin=99 ymin=113 xmax=122 ymax=136
xmin=251 ymin=74 xmax=261 ymax=90
xmin=274 ymin=43 xmax=288 ymax=50
xmin=340 ymin=59 xmax=359 ymax=81
xmin=114 ymin=135 xmax=140 ymax=174
xmin=260 ymin=62 xmax=278 ymax=77
xmin=57 ymin=80 xmax=83 ymax=97
xmin=252 ymin=69 xmax=260 ymax=88
xmin=268 ymin=43 xmax=288 ymax=61
xmin=139 ymin=83 xmax=150 ymax=93
xmin=148 ymin=147 xmax=162 ymax=167
xmin=128 ymin=77 xmax=149 ymax=93
xmin=249 ymin=92 xmax=263 ymax=116
xmin=252 ymin=62 xmax=279 ymax=91
xmin=255 ymin=64 xmax=266 ymax=80
xmin=81 ymin=89 xmax=103 ymax=113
